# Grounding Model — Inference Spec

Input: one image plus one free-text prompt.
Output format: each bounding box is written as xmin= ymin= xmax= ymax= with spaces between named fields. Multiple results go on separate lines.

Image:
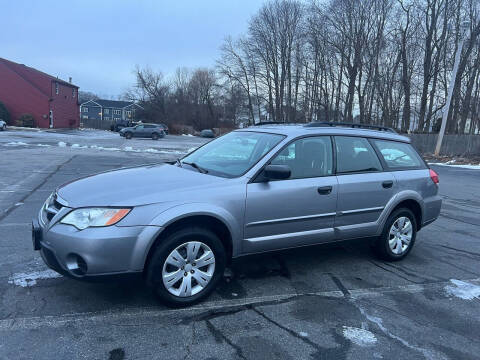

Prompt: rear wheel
xmin=146 ymin=227 xmax=226 ymax=307
xmin=373 ymin=208 xmax=416 ymax=261
xmin=152 ymin=132 xmax=159 ymax=140
xmin=125 ymin=132 xmax=132 ymax=139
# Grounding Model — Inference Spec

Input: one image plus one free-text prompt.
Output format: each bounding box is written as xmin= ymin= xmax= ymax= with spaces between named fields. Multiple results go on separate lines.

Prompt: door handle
xmin=317 ymin=186 xmax=332 ymax=195
xmin=382 ymin=180 xmax=393 ymax=189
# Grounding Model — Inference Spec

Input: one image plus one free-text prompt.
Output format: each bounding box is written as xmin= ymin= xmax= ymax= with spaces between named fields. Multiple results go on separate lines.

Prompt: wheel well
xmin=392 ymin=199 xmax=422 ymax=230
xmin=144 ymin=215 xmax=233 ymax=271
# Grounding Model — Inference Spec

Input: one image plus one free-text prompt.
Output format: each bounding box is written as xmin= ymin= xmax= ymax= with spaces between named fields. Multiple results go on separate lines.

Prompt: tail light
xmin=429 ymin=169 xmax=439 ymax=184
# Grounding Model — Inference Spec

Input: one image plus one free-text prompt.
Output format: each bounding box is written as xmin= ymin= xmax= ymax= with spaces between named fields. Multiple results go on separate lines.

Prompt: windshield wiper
xmin=176 ymin=158 xmax=182 ymax=167
xmin=182 ymin=161 xmax=208 ymax=174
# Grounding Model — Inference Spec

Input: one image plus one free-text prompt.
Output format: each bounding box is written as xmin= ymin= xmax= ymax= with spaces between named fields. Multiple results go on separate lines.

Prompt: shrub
xmin=17 ymin=113 xmax=35 ymax=127
xmin=0 ymin=101 xmax=10 ymax=124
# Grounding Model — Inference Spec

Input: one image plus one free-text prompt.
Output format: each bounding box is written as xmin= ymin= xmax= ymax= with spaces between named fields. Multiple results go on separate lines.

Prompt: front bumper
xmin=33 ymin=217 xmax=162 ymax=279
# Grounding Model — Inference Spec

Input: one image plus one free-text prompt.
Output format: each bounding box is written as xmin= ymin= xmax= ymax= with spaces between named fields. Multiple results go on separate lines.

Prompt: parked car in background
xmin=111 ymin=119 xmax=133 ymax=132
xmin=158 ymin=123 xmax=169 ymax=135
xmin=200 ymin=129 xmax=215 ymax=138
xmin=119 ymin=123 xmax=165 ymax=140
xmin=32 ymin=122 xmax=441 ymax=306
xmin=0 ymin=119 xmax=6 ymax=131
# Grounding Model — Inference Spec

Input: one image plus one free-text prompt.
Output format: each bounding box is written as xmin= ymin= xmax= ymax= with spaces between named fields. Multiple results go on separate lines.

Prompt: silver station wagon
xmin=33 ymin=122 xmax=442 ymax=306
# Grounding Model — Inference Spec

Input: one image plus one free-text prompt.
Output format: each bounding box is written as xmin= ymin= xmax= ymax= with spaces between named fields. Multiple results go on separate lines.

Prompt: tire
xmin=146 ymin=227 xmax=226 ymax=307
xmin=373 ymin=208 xmax=417 ymax=261
xmin=125 ymin=132 xmax=132 ymax=139
xmin=151 ymin=132 xmax=159 ymax=140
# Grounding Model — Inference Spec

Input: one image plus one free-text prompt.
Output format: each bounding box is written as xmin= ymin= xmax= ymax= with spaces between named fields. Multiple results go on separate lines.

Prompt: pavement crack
xmin=328 ymin=273 xmax=351 ymax=297
xmin=439 ymin=214 xmax=480 ymax=227
xmin=438 ymin=245 xmax=480 ymax=258
xmin=251 ymin=307 xmax=322 ymax=352
xmin=0 ymin=155 xmax=77 ymax=222
xmin=368 ymin=260 xmax=422 ymax=284
xmin=205 ymin=319 xmax=247 ymax=359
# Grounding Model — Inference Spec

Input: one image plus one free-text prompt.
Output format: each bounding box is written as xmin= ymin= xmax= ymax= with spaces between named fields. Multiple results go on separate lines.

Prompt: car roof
xmin=237 ymin=124 xmax=411 ymax=143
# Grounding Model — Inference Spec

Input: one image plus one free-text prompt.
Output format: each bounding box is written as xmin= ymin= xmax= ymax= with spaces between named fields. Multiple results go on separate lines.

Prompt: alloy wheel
xmin=162 ymin=241 xmax=216 ymax=297
xmin=388 ymin=216 xmax=413 ymax=255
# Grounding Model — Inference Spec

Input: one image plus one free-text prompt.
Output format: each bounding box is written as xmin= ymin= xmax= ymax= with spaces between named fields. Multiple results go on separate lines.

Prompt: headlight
xmin=60 ymin=208 xmax=131 ymax=230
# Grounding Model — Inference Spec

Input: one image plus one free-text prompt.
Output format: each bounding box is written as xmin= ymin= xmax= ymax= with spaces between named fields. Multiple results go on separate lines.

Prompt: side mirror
xmin=263 ymin=164 xmax=291 ymax=181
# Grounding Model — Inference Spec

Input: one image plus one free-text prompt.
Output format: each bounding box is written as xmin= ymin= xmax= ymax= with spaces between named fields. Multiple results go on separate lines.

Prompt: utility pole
xmin=435 ymin=23 xmax=469 ymax=156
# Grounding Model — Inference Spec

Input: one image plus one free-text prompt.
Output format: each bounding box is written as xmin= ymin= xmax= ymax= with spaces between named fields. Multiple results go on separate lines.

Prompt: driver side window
xmin=270 ymin=136 xmax=333 ymax=179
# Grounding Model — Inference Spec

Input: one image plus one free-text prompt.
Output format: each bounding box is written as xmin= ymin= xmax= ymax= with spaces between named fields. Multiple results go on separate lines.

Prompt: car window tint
xmin=373 ymin=140 xmax=423 ymax=169
xmin=270 ymin=136 xmax=333 ymax=179
xmin=136 ymin=125 xmax=144 ymax=130
xmin=335 ymin=136 xmax=382 ymax=174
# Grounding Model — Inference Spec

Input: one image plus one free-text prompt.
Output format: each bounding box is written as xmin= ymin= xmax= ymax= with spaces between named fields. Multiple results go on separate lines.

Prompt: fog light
xmin=66 ymin=254 xmax=88 ymax=276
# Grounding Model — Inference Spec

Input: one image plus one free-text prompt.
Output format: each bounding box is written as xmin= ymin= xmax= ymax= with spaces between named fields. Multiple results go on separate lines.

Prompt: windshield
xmin=181 ymin=131 xmax=284 ymax=178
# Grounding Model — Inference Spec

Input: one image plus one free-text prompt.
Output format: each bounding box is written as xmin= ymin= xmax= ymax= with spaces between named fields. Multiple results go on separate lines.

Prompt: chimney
xmin=69 ymin=77 xmax=72 ymax=84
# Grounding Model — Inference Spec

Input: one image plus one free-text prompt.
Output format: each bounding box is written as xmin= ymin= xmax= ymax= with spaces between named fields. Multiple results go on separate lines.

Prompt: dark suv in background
xmin=119 ymin=123 xmax=165 ymax=140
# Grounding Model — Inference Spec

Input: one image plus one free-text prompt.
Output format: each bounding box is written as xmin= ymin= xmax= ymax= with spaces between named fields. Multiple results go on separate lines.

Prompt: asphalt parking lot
xmin=1 ymin=129 xmax=479 ymax=360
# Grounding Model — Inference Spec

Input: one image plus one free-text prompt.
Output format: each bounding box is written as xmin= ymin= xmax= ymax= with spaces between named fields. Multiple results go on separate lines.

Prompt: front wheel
xmin=125 ymin=132 xmax=132 ymax=139
xmin=151 ymin=132 xmax=159 ymax=140
xmin=373 ymin=208 xmax=417 ymax=261
xmin=146 ymin=227 xmax=226 ymax=307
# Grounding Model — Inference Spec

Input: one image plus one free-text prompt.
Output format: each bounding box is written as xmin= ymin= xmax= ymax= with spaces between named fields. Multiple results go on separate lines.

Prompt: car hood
xmin=57 ymin=164 xmax=226 ymax=207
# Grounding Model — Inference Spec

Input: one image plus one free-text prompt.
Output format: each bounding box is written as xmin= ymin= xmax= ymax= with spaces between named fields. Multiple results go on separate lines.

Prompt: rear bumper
xmin=422 ymin=194 xmax=442 ymax=228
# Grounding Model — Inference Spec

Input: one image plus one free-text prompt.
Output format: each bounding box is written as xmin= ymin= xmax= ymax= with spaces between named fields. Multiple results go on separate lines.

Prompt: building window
xmin=82 ymin=107 xmax=88 ymax=113
xmin=104 ymin=109 xmax=110 ymax=114
xmin=55 ymin=82 xmax=59 ymax=95
xmin=82 ymin=115 xmax=88 ymax=119
xmin=114 ymin=117 xmax=121 ymax=121
xmin=104 ymin=116 xmax=110 ymax=120
xmin=126 ymin=110 xmax=132 ymax=117
xmin=72 ymin=88 xmax=76 ymax=98
xmin=114 ymin=109 xmax=121 ymax=115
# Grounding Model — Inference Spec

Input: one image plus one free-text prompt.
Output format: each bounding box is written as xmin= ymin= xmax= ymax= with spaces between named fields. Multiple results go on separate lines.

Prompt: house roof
xmin=0 ymin=57 xmax=79 ymax=93
xmin=80 ymin=99 xmax=143 ymax=109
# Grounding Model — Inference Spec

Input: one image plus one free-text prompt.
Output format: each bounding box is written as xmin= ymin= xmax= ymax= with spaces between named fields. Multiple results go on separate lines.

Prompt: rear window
xmin=372 ymin=140 xmax=424 ymax=169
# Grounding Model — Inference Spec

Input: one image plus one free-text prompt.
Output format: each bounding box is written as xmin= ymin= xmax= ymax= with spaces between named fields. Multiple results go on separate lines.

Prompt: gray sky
xmin=1 ymin=0 xmax=263 ymax=98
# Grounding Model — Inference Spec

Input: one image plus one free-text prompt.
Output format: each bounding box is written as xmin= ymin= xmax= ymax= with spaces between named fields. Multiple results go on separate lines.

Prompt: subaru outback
xmin=33 ymin=122 xmax=441 ymax=306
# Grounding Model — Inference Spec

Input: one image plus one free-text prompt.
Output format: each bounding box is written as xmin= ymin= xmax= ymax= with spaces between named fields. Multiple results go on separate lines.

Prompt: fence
xmin=80 ymin=118 xmax=114 ymax=131
xmin=409 ymin=134 xmax=480 ymax=156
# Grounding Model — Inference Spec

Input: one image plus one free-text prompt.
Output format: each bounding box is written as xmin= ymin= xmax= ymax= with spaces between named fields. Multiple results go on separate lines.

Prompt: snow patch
xmin=429 ymin=162 xmax=480 ymax=170
xmin=299 ymin=332 xmax=309 ymax=337
xmin=8 ymin=269 xmax=62 ymax=287
xmin=445 ymin=279 xmax=480 ymax=300
xmin=5 ymin=141 xmax=28 ymax=146
xmin=71 ymin=143 xmax=88 ymax=149
xmin=342 ymin=326 xmax=377 ymax=346
xmin=57 ymin=141 xmax=67 ymax=147
xmin=182 ymin=134 xmax=194 ymax=137
xmin=37 ymin=144 xmax=51 ymax=147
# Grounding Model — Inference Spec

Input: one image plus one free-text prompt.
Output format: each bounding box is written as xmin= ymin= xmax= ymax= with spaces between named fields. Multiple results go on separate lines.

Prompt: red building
xmin=0 ymin=57 xmax=79 ymax=128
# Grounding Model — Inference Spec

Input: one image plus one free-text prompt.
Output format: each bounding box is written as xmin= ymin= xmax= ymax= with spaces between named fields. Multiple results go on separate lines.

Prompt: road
xmin=0 ymin=129 xmax=479 ymax=360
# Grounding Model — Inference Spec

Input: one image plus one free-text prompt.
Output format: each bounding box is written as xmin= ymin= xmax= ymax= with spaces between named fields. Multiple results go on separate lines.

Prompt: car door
xmin=334 ymin=136 xmax=396 ymax=239
xmin=244 ymin=136 xmax=338 ymax=253
xmin=133 ymin=125 xmax=144 ymax=137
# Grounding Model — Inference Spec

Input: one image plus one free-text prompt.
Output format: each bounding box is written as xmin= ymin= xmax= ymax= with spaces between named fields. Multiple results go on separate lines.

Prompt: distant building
xmin=80 ymin=99 xmax=143 ymax=123
xmin=0 ymin=57 xmax=79 ymax=128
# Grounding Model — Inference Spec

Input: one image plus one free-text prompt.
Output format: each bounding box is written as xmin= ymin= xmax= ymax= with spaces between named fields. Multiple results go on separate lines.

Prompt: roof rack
xmin=304 ymin=122 xmax=397 ymax=133
xmin=252 ymin=121 xmax=297 ymax=126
